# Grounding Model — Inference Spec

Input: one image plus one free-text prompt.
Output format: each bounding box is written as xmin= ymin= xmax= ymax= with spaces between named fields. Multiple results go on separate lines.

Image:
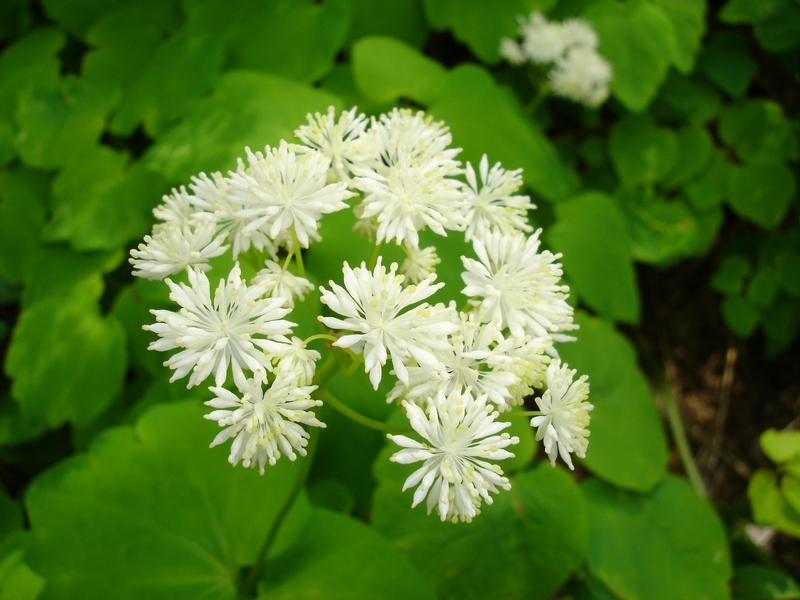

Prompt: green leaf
xmin=0 ymin=166 xmax=49 ymax=284
xmin=697 ymin=31 xmax=758 ymax=98
xmin=663 ymin=125 xmax=713 ymax=189
xmin=774 ymin=252 xmax=800 ymax=297
xmin=720 ymin=0 xmax=785 ymax=22
xmin=258 ymin=509 xmax=436 ymax=599
xmin=711 ymin=254 xmax=751 ymax=296
xmin=653 ymin=71 xmax=721 ymax=124
xmin=46 ymin=148 xmax=167 ymax=251
xmin=584 ymin=476 xmax=732 ymax=600
xmin=582 ymin=0 xmax=677 ymax=111
xmin=345 ymin=0 xmax=427 ymax=48
xmin=783 ymin=475 xmax=800 ymax=515
xmin=761 ymin=429 xmax=800 ymax=464
xmin=0 ymin=550 xmax=45 ymax=600
xmin=40 ymin=0 xmax=180 ymax=38
xmin=650 ymin=0 xmax=706 ymax=73
xmin=14 ymin=75 xmax=120 ymax=169
xmin=749 ymin=469 xmax=800 ymax=537
xmin=107 ymin=29 xmax=226 ymax=137
xmin=722 ymin=295 xmax=761 ymax=338
xmin=5 ymin=288 xmax=127 ymax=428
xmin=429 ymin=64 xmax=575 ymax=201
xmin=548 ymin=192 xmax=640 ymax=323
xmin=142 ymin=70 xmax=341 ymax=184
xmin=352 ymin=36 xmax=447 ymax=104
xmin=720 ymin=100 xmax=799 ymax=163
xmin=761 ymin=295 xmax=800 ymax=355
xmin=558 ymin=313 xmax=669 ymax=492
xmin=372 ymin=463 xmax=587 ymax=600
xmin=609 ymin=115 xmax=678 ymax=187
xmin=725 ymin=160 xmax=795 ymax=229
xmin=746 ymin=265 xmax=779 ymax=308
xmin=25 ymin=401 xmax=312 ymax=599
xmin=731 ymin=564 xmax=800 ymax=600
xmin=0 ymin=484 xmax=22 ymax=538
xmin=617 ymin=191 xmax=699 ymax=264
xmin=686 ymin=151 xmax=730 ymax=211
xmin=0 ymin=395 xmax=50 ymax=447
xmin=184 ymin=0 xmax=350 ymax=84
xmin=422 ymin=0 xmax=556 ymax=63
xmin=752 ymin=2 xmax=800 ymax=52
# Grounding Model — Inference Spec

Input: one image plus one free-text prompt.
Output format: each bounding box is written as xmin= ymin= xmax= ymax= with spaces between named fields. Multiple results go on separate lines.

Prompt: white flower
xmin=205 ymin=372 xmax=325 ymax=474
xmin=388 ymin=312 xmax=519 ymax=409
xmin=499 ymin=37 xmax=526 ymax=65
xmin=229 ymin=141 xmax=355 ymax=248
xmin=365 ymin=108 xmax=460 ymax=173
xmin=253 ymin=260 xmax=314 ymax=309
xmin=531 ymin=360 xmax=592 ymax=469
xmin=461 ymin=228 xmax=577 ymax=340
xmin=153 ymin=186 xmax=198 ymax=226
xmin=269 ymin=335 xmax=321 ymax=385
xmin=401 ymin=245 xmax=441 ymax=284
xmin=462 ymin=155 xmax=534 ymax=242
xmin=354 ymin=154 xmax=466 ymax=248
xmin=144 ymin=263 xmax=295 ymax=388
xmin=561 ymin=18 xmax=598 ymax=50
xmin=388 ymin=390 xmax=519 ymax=523
xmin=318 ymin=257 xmax=457 ymax=389
xmin=129 ymin=214 xmax=228 ymax=280
xmin=294 ymin=106 xmax=373 ymax=181
xmin=490 ymin=333 xmax=551 ymax=405
xmin=518 ymin=12 xmax=568 ymax=63
xmin=549 ymin=46 xmax=612 ymax=108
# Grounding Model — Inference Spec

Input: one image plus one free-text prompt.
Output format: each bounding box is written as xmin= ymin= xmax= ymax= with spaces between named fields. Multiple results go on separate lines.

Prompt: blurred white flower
xmin=401 ymin=245 xmax=441 ymax=284
xmin=462 ymin=154 xmax=534 ymax=242
xmin=499 ymin=37 xmax=526 ymax=65
xmin=294 ymin=106 xmax=374 ymax=181
xmin=144 ymin=262 xmax=295 ymax=388
xmin=229 ymin=141 xmax=355 ymax=248
xmin=205 ymin=371 xmax=325 ymax=474
xmin=561 ymin=18 xmax=598 ymax=50
xmin=531 ymin=360 xmax=592 ymax=469
xmin=129 ymin=214 xmax=228 ymax=280
xmin=318 ymin=257 xmax=456 ymax=389
xmin=461 ymin=228 xmax=577 ymax=340
xmin=388 ymin=390 xmax=519 ymax=523
xmin=550 ymin=46 xmax=612 ymax=108
xmin=518 ymin=12 xmax=567 ymax=63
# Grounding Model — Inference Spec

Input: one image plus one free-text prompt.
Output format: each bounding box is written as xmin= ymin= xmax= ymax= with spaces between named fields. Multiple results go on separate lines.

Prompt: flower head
xmin=318 ymin=257 xmax=457 ymax=389
xmin=205 ymin=372 xmax=325 ymax=474
xmin=518 ymin=12 xmax=568 ymax=63
xmin=461 ymin=228 xmax=577 ymax=340
xmin=549 ymin=46 xmax=612 ymax=108
xmin=388 ymin=390 xmax=519 ymax=523
xmin=401 ymin=245 xmax=441 ymax=284
xmin=531 ymin=360 xmax=592 ymax=469
xmin=144 ymin=263 xmax=295 ymax=387
xmin=253 ymin=260 xmax=314 ymax=309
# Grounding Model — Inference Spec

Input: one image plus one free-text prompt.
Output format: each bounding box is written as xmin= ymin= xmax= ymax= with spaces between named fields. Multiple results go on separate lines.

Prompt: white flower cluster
xmin=500 ymin=12 xmax=612 ymax=108
xmin=132 ymin=106 xmax=592 ymax=522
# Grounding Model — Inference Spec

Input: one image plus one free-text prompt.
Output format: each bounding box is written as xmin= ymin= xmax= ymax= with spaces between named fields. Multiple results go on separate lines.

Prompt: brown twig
xmin=706 ymin=342 xmax=738 ymax=474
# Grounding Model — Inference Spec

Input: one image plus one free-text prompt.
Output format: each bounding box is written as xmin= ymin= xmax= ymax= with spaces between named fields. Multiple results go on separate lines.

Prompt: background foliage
xmin=0 ymin=0 xmax=799 ymax=598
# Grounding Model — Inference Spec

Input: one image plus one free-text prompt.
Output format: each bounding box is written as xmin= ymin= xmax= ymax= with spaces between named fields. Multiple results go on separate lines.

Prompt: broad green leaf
xmin=372 ymin=463 xmax=587 ymax=600
xmin=583 ymin=476 xmax=731 ymax=600
xmin=108 ymin=29 xmax=226 ymax=137
xmin=352 ymin=36 xmax=447 ymax=104
xmin=0 ymin=550 xmax=45 ymax=600
xmin=761 ymin=429 xmax=800 ymax=464
xmin=40 ymin=0 xmax=180 ymax=38
xmin=749 ymin=469 xmax=800 ymax=537
xmin=720 ymin=0 xmax=785 ymax=22
xmin=697 ymin=31 xmax=758 ymax=98
xmin=0 ymin=166 xmax=49 ymax=284
xmin=685 ymin=204 xmax=723 ymax=257
xmin=720 ymin=100 xmax=799 ymax=163
xmin=617 ymin=191 xmax=698 ymax=264
xmin=0 ymin=395 xmax=50 ymax=446
xmin=650 ymin=0 xmax=706 ymax=73
xmin=582 ymin=0 xmax=677 ymax=111
xmin=0 ymin=0 xmax=32 ymax=44
xmin=258 ymin=509 xmax=436 ymax=600
xmin=429 ymin=64 xmax=575 ymax=201
xmin=0 ymin=27 xmax=64 ymax=118
xmin=142 ymin=70 xmax=341 ymax=184
xmin=783 ymin=475 xmax=800 ymax=515
xmin=761 ymin=295 xmax=800 ymax=356
xmin=731 ymin=564 xmax=800 ymax=600
xmin=722 ymin=295 xmax=761 ymax=338
xmin=663 ymin=125 xmax=713 ymax=189
xmin=5 ymin=288 xmax=127 ymax=428
xmin=725 ymin=160 xmax=795 ymax=229
xmin=46 ymin=148 xmax=167 ymax=251
xmin=746 ymin=265 xmax=779 ymax=308
xmin=729 ymin=0 xmax=800 ymax=51
xmin=609 ymin=115 xmax=678 ymax=187
xmin=548 ymin=193 xmax=640 ymax=323
xmin=14 ymin=75 xmax=120 ymax=169
xmin=184 ymin=0 xmax=350 ymax=84
xmin=0 ymin=484 xmax=22 ymax=538
xmin=422 ymin=0 xmax=556 ymax=63
xmin=25 ymin=401 xmax=312 ymax=600
xmin=774 ymin=252 xmax=800 ymax=297
xmin=711 ymin=254 xmax=751 ymax=296
xmin=653 ymin=72 xmax=721 ymax=124
xmin=686 ymin=151 xmax=730 ymax=211
xmin=345 ymin=0 xmax=427 ymax=48
xmin=558 ymin=313 xmax=669 ymax=492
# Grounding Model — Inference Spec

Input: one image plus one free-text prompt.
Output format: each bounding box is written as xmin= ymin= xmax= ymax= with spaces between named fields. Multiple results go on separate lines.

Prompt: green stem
xmin=291 ymin=228 xmax=306 ymax=278
xmin=525 ymin=83 xmax=551 ymax=115
xmin=239 ymin=431 xmax=319 ymax=598
xmin=367 ymin=243 xmax=382 ymax=270
xmin=499 ymin=410 xmax=542 ymax=419
xmin=319 ymin=389 xmax=411 ymax=433
xmin=661 ymin=378 xmax=707 ymax=497
xmin=303 ymin=333 xmax=338 ymax=346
